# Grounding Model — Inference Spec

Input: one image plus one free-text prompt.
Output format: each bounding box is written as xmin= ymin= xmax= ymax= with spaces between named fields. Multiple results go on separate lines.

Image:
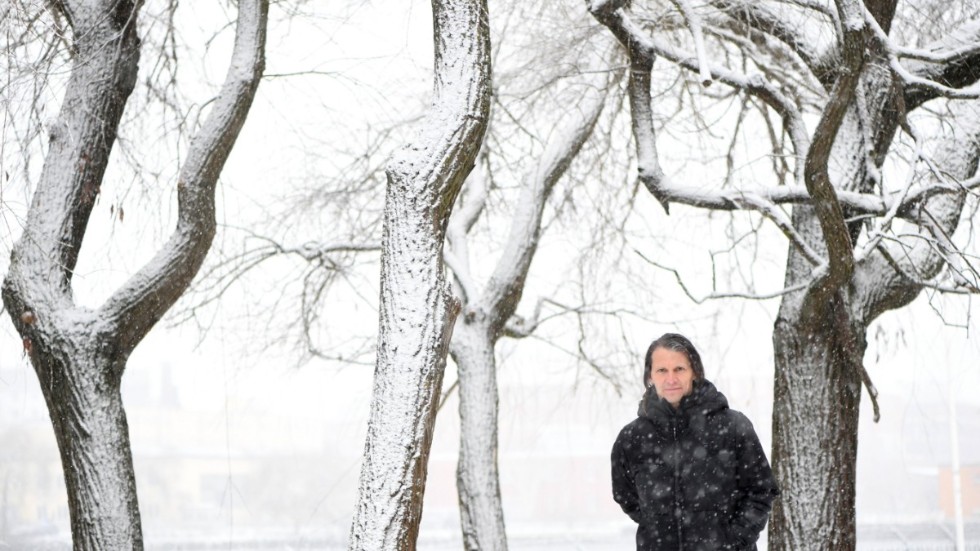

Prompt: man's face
xmin=648 ymin=347 xmax=694 ymax=407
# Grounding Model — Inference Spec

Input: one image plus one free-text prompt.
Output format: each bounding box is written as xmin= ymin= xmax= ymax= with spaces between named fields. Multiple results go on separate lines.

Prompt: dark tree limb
xmin=797 ymin=0 xmax=867 ymax=316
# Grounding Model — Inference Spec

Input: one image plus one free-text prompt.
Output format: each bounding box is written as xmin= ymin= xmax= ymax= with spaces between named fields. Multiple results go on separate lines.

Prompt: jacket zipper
xmin=672 ymin=418 xmax=684 ymax=551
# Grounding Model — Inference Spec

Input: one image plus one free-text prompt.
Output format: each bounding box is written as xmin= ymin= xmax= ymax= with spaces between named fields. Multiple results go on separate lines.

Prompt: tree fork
xmin=2 ymin=1 xmax=268 ymax=547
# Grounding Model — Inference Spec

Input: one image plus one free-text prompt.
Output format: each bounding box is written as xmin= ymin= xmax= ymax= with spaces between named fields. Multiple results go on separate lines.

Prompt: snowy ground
xmin=7 ymin=522 xmax=979 ymax=550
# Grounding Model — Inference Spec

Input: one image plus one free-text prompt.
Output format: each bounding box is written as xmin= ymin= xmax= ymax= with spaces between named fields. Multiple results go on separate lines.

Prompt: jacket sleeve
xmin=611 ymin=426 xmax=643 ymax=524
xmin=727 ymin=412 xmax=780 ymax=548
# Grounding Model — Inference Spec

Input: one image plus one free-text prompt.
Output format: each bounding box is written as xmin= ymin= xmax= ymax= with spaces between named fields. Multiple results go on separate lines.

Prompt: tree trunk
xmin=2 ymin=1 xmax=267 ymax=547
xmin=451 ymin=320 xmax=507 ymax=551
xmin=348 ymin=173 xmax=463 ymax=547
xmin=347 ymin=0 xmax=491 ymax=548
xmin=766 ymin=152 xmax=866 ymax=551
xmin=441 ymin=79 xmax=607 ymax=550
xmin=32 ymin=340 xmax=143 ymax=549
xmin=770 ymin=313 xmax=865 ymax=551
xmin=349 ymin=216 xmax=458 ymax=549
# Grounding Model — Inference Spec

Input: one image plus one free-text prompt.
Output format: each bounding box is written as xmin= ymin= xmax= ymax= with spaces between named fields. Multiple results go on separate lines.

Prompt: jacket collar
xmin=638 ymin=379 xmax=729 ymax=422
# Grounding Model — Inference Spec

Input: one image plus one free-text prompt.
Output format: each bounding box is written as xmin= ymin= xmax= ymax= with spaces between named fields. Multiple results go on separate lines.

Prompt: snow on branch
xmin=444 ymin=248 xmax=478 ymax=304
xmin=4 ymin=1 xmax=142 ymax=310
xmin=874 ymin=240 xmax=979 ymax=295
xmin=589 ymin=2 xmax=812 ymax=212
xmin=854 ymin=102 xmax=980 ymax=322
xmin=864 ymin=10 xmax=980 ymax=101
xmin=480 ymin=77 xmax=610 ymax=333
xmin=101 ymin=0 xmax=268 ymax=354
xmin=446 ymin=155 xmax=491 ymax=303
xmin=623 ymin=7 xmax=811 ymax=162
xmin=590 ymin=0 xmax=980 ymax=286
xmin=708 ymin=0 xmax=827 ymax=80
xmin=854 ymin=140 xmax=923 ymax=263
xmin=452 ymin=153 xmax=492 ymax=236
xmin=669 ymin=0 xmax=713 ymax=86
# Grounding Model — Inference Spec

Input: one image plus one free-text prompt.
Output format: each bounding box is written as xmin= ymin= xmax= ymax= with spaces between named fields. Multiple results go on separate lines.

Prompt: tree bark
xmin=587 ymin=2 xmax=980 ymax=550
xmin=451 ymin=320 xmax=507 ymax=551
xmin=767 ymin=5 xmax=980 ymax=550
xmin=1 ymin=2 xmax=267 ymax=548
xmin=443 ymin=81 xmax=608 ymax=551
xmin=347 ymin=0 xmax=491 ymax=548
xmin=769 ymin=292 xmax=865 ymax=550
xmin=32 ymin=337 xmax=143 ymax=549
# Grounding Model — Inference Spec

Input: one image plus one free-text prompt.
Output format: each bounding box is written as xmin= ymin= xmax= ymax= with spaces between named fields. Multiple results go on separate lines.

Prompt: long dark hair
xmin=643 ymin=333 xmax=706 ymax=388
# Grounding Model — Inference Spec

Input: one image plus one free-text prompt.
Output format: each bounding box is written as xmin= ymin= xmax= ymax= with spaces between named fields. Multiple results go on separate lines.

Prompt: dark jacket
xmin=611 ymin=380 xmax=779 ymax=551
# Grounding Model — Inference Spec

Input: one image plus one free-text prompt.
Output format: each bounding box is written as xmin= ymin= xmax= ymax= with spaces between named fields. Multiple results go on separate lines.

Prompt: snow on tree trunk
xmin=33 ymin=341 xmax=144 ymax=549
xmin=443 ymin=82 xmax=607 ymax=551
xmin=451 ymin=320 xmax=507 ymax=551
xmin=347 ymin=0 xmax=491 ymax=549
xmin=2 ymin=2 xmax=267 ymax=548
xmin=768 ymin=101 xmax=980 ymax=550
xmin=770 ymin=293 xmax=865 ymax=551
xmin=588 ymin=2 xmax=980 ymax=550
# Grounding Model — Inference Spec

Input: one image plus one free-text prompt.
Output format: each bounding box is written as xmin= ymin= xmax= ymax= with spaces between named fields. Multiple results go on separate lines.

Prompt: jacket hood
xmin=638 ymin=379 xmax=729 ymax=420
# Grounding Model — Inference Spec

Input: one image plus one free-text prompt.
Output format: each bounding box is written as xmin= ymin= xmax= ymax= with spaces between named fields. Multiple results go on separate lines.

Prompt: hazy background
xmin=3 ymin=293 xmax=978 ymax=547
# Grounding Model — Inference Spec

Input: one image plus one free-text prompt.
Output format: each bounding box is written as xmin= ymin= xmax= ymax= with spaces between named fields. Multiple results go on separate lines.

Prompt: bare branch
xmin=501 ymin=296 xmax=568 ymax=338
xmin=670 ymin=0 xmax=714 ymax=86
xmin=873 ymin=240 xmax=979 ymax=295
xmin=101 ymin=0 xmax=269 ymax=354
xmin=452 ymin=152 xmax=492 ymax=236
xmin=588 ymin=1 xmax=812 ymax=217
xmin=444 ymin=248 xmax=478 ymax=304
xmin=480 ymin=75 xmax=611 ymax=333
xmin=797 ymin=0 xmax=866 ymax=312
xmin=904 ymin=20 xmax=980 ymax=108
xmin=634 ymin=248 xmax=817 ymax=303
xmin=446 ymin=154 xmax=491 ymax=303
xmin=864 ymin=11 xmax=980 ymax=102
xmin=708 ymin=0 xmax=829 ymax=82
xmin=727 ymin=193 xmax=823 ymax=266
xmin=854 ymin=102 xmax=980 ymax=322
xmin=3 ymin=2 xmax=142 ymax=307
xmin=436 ymin=378 xmax=459 ymax=413
xmin=574 ymin=310 xmax=625 ymax=396
xmin=630 ymin=11 xmax=812 ymax=169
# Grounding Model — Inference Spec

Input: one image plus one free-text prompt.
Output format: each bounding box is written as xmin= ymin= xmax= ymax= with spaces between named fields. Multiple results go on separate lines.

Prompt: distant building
xmin=940 ymin=464 xmax=980 ymax=519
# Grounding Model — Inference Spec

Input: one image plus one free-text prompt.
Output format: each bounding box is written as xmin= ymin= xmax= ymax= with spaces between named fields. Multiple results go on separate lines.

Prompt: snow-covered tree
xmin=587 ymin=0 xmax=980 ymax=549
xmin=1 ymin=1 xmax=268 ymax=548
xmin=346 ymin=0 xmax=491 ymax=548
xmin=444 ymin=75 xmax=612 ymax=550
